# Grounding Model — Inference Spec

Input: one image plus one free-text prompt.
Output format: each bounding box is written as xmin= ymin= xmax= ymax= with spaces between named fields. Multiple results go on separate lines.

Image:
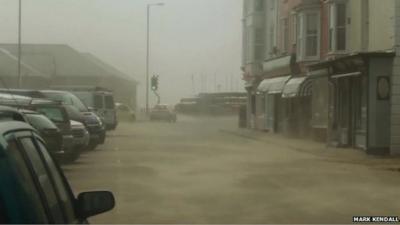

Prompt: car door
xmin=15 ymin=133 xmax=81 ymax=223
xmin=2 ymin=133 xmax=49 ymax=224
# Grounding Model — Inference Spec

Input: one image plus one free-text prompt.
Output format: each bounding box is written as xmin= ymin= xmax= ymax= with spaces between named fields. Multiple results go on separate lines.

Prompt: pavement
xmin=63 ymin=115 xmax=400 ymax=224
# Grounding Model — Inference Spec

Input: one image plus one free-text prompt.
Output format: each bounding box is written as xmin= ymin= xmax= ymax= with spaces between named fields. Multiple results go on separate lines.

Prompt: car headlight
xmin=95 ymin=115 xmax=103 ymax=126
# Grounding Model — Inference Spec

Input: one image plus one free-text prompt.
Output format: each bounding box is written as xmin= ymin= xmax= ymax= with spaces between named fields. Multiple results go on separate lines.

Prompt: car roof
xmin=0 ymin=121 xmax=35 ymax=136
xmin=0 ymin=105 xmax=21 ymax=113
xmin=18 ymin=109 xmax=39 ymax=115
xmin=40 ymin=90 xmax=71 ymax=95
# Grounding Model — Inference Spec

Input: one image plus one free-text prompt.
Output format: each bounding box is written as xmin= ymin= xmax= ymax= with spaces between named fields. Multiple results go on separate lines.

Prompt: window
xmin=105 ymin=96 xmax=115 ymax=109
xmin=36 ymin=107 xmax=67 ymax=123
xmin=94 ymin=95 xmax=104 ymax=108
xmin=26 ymin=114 xmax=58 ymax=130
xmin=36 ymin=141 xmax=76 ymax=223
xmin=329 ymin=2 xmax=347 ymax=52
xmin=254 ymin=28 xmax=265 ymax=60
xmin=296 ymin=10 xmax=320 ymax=60
xmin=5 ymin=138 xmax=48 ymax=223
xmin=290 ymin=14 xmax=297 ymax=45
xmin=254 ymin=0 xmax=264 ymax=11
xmin=20 ymin=137 xmax=65 ymax=223
xmin=281 ymin=18 xmax=289 ymax=53
xmin=305 ymin=13 xmax=318 ymax=57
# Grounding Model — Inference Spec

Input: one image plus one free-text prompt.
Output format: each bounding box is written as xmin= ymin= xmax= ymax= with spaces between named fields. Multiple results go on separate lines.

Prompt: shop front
xmin=308 ymin=52 xmax=394 ymax=154
xmin=257 ymin=76 xmax=291 ymax=133
xmin=281 ymin=76 xmax=313 ymax=137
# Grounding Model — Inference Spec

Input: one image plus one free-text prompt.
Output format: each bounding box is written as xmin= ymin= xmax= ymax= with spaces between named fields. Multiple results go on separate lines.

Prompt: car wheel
xmin=87 ymin=142 xmax=98 ymax=151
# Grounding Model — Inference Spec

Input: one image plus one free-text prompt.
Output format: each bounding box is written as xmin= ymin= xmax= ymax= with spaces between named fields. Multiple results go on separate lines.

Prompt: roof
xmin=0 ymin=48 xmax=47 ymax=78
xmin=81 ymin=53 xmax=137 ymax=83
xmin=0 ymin=44 xmax=137 ymax=82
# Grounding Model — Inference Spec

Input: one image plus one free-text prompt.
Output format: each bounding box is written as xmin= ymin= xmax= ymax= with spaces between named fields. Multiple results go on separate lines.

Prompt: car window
xmin=4 ymin=138 xmax=48 ymax=223
xmin=74 ymin=92 xmax=95 ymax=108
xmin=26 ymin=114 xmax=58 ymax=130
xmin=105 ymin=96 xmax=114 ymax=109
xmin=0 ymin=111 xmax=25 ymax=122
xmin=35 ymin=107 xmax=67 ymax=123
xmin=43 ymin=92 xmax=73 ymax=105
xmin=36 ymin=140 xmax=76 ymax=223
xmin=94 ymin=95 xmax=104 ymax=109
xmin=20 ymin=137 xmax=65 ymax=223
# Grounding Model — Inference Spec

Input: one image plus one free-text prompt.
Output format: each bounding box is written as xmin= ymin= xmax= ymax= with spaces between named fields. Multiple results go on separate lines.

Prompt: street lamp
xmin=17 ymin=0 xmax=22 ymax=88
xmin=146 ymin=2 xmax=164 ymax=114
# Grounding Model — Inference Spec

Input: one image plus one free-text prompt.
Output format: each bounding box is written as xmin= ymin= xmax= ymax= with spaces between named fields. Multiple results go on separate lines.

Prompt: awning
xmin=331 ymin=71 xmax=361 ymax=79
xmin=257 ymin=75 xmax=291 ymax=94
xmin=282 ymin=77 xmax=313 ymax=98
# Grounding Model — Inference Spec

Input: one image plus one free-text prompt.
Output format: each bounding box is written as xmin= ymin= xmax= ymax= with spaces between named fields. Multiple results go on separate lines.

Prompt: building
xmin=242 ymin=0 xmax=399 ymax=155
xmin=0 ymin=44 xmax=138 ymax=109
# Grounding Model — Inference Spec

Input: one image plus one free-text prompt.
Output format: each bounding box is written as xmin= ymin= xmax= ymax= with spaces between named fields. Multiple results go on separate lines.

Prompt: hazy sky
xmin=0 ymin=0 xmax=243 ymax=106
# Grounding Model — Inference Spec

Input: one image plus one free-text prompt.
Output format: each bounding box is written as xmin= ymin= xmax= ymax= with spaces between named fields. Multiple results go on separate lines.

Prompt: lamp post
xmin=146 ymin=2 xmax=164 ymax=114
xmin=17 ymin=0 xmax=22 ymax=88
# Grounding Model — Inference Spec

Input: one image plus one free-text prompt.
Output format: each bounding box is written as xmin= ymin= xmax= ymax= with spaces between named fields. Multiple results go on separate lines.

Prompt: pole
xmin=145 ymin=5 xmax=150 ymax=114
xmin=17 ymin=0 xmax=22 ymax=88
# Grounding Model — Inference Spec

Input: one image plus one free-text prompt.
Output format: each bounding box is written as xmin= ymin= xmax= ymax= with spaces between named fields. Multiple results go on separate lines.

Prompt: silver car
xmin=150 ymin=104 xmax=177 ymax=122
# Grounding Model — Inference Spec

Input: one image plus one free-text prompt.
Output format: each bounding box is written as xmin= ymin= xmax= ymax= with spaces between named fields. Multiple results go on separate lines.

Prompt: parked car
xmin=150 ymin=104 xmax=177 ymax=122
xmin=0 ymin=105 xmax=72 ymax=163
xmin=0 ymin=120 xmax=115 ymax=223
xmin=0 ymin=89 xmax=107 ymax=151
xmin=115 ymin=102 xmax=136 ymax=122
xmin=21 ymin=109 xmax=66 ymax=162
xmin=0 ymin=93 xmax=80 ymax=161
xmin=40 ymin=90 xmax=106 ymax=150
xmin=70 ymin=120 xmax=90 ymax=152
xmin=51 ymin=86 xmax=118 ymax=130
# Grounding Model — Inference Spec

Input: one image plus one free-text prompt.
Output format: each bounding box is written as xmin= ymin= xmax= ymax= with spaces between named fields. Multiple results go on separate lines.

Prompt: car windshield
xmin=2 ymin=1 xmax=400 ymax=224
xmin=25 ymin=114 xmax=58 ymax=130
xmin=72 ymin=92 xmax=95 ymax=108
xmin=35 ymin=107 xmax=67 ymax=123
xmin=43 ymin=92 xmax=88 ymax=112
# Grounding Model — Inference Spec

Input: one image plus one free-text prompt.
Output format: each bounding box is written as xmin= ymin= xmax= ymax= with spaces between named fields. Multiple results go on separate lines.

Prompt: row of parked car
xmin=0 ymin=87 xmax=117 ymax=223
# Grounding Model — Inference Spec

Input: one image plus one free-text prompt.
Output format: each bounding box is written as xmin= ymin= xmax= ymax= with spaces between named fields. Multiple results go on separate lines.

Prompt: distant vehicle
xmin=50 ymin=86 xmax=118 ymax=130
xmin=115 ymin=102 xmax=136 ymax=122
xmin=0 ymin=120 xmax=115 ymax=223
xmin=150 ymin=104 xmax=177 ymax=122
xmin=70 ymin=120 xmax=90 ymax=152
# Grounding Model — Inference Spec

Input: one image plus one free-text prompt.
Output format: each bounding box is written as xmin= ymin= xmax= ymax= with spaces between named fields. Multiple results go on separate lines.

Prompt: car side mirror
xmin=76 ymin=191 xmax=115 ymax=219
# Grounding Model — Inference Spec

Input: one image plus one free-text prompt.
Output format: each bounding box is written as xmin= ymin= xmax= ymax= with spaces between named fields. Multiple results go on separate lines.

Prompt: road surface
xmin=63 ymin=115 xmax=400 ymax=224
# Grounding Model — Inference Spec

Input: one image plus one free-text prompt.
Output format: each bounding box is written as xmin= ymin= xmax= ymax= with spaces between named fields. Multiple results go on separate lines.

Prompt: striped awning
xmin=282 ymin=76 xmax=313 ymax=98
xmin=257 ymin=76 xmax=291 ymax=94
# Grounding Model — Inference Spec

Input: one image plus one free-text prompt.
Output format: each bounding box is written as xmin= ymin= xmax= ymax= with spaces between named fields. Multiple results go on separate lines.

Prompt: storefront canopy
xmin=257 ymin=75 xmax=291 ymax=94
xmin=282 ymin=77 xmax=313 ymax=98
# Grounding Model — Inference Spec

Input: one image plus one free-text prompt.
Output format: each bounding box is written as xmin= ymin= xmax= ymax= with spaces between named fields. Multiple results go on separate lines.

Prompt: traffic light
xmin=151 ymin=75 xmax=159 ymax=91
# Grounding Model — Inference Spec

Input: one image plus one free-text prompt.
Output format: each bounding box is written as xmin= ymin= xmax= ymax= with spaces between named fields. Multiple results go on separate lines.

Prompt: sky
xmin=0 ymin=0 xmax=243 ymax=106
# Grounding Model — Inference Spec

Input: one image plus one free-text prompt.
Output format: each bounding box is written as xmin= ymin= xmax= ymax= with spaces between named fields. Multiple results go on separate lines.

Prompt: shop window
xmin=255 ymin=0 xmax=264 ymax=11
xmin=281 ymin=18 xmax=289 ymax=53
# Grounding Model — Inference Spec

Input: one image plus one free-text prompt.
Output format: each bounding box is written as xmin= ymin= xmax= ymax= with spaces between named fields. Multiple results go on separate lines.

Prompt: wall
xmin=391 ymin=0 xmax=400 ymax=155
xmin=368 ymin=57 xmax=392 ymax=153
xmin=368 ymin=0 xmax=395 ymax=51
